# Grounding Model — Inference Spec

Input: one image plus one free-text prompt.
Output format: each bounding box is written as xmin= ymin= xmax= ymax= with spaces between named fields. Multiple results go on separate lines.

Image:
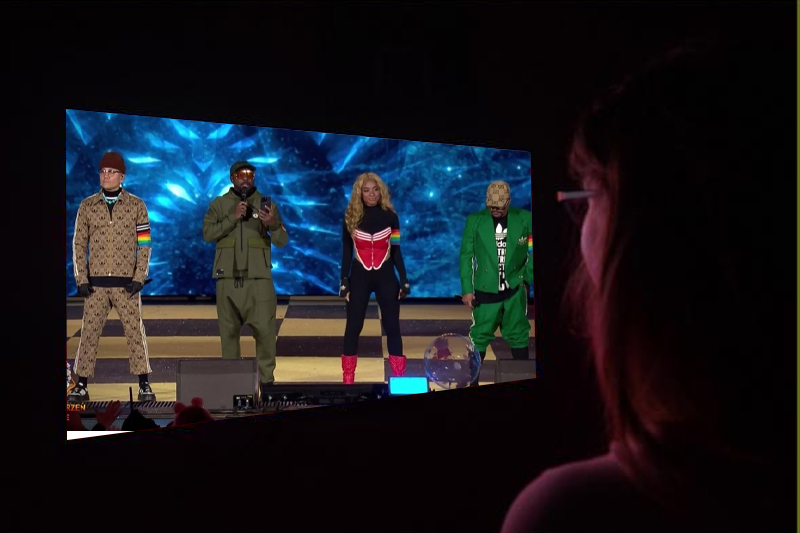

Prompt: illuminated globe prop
xmin=423 ymin=333 xmax=481 ymax=390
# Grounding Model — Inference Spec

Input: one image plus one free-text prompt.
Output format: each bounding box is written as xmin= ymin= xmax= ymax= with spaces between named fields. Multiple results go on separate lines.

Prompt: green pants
xmin=216 ymin=278 xmax=277 ymax=384
xmin=469 ymin=286 xmax=530 ymax=353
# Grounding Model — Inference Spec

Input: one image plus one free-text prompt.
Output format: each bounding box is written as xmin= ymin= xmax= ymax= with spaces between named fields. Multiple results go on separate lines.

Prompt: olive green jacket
xmin=202 ymin=188 xmax=289 ymax=279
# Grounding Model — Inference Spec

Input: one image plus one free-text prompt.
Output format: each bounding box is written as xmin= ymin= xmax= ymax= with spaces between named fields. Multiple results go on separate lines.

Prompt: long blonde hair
xmin=344 ymin=172 xmax=395 ymax=235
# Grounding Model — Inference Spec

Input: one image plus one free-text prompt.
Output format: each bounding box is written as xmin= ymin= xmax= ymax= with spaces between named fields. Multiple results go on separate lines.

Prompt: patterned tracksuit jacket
xmin=71 ymin=189 xmax=152 ymax=377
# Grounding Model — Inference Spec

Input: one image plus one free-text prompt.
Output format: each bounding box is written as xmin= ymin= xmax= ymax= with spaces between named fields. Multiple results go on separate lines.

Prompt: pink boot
xmin=342 ymin=355 xmax=358 ymax=384
xmin=388 ymin=355 xmax=407 ymax=377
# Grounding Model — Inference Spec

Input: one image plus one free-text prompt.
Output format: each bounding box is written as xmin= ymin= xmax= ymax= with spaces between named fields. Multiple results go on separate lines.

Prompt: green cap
xmin=230 ymin=160 xmax=255 ymax=176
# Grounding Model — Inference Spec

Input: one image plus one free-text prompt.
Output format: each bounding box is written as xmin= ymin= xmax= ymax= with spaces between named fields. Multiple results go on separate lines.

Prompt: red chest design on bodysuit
xmin=352 ymin=227 xmax=392 ymax=269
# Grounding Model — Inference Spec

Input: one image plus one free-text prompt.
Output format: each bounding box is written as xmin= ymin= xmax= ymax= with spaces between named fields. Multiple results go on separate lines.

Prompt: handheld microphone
xmin=238 ymin=186 xmax=249 ymax=252
xmin=239 ymin=186 xmax=249 ymax=218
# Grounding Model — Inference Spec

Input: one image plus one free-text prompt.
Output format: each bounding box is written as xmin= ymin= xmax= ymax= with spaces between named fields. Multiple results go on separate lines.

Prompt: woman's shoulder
xmin=371 ymin=205 xmax=398 ymax=222
xmin=501 ymin=453 xmax=669 ymax=533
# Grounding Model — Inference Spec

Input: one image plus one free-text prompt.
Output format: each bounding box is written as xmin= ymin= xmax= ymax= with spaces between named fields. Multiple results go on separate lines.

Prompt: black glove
xmin=400 ymin=280 xmax=411 ymax=297
xmin=126 ymin=281 xmax=143 ymax=297
xmin=339 ymin=278 xmax=350 ymax=298
xmin=78 ymin=284 xmax=94 ymax=297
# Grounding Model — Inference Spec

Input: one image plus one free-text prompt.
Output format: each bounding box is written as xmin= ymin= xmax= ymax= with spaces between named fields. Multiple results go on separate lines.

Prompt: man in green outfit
xmin=460 ymin=180 xmax=533 ymax=386
xmin=202 ymin=160 xmax=289 ymax=397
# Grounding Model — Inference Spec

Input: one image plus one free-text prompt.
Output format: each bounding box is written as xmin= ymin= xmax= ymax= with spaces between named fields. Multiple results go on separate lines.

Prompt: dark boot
xmin=67 ymin=383 xmax=90 ymax=404
xmin=138 ymin=382 xmax=156 ymax=401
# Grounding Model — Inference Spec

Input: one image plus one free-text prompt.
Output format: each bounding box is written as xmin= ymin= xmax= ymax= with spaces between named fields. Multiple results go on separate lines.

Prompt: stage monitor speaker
xmin=495 ymin=359 xmax=537 ymax=383
xmin=176 ymin=358 xmax=258 ymax=411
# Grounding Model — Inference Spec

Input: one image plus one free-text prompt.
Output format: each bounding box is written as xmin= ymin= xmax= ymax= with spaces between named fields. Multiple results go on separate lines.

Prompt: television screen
xmin=66 ymin=109 xmax=532 ymax=298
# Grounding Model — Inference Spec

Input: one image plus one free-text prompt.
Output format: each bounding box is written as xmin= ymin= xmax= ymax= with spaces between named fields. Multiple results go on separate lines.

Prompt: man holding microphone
xmin=202 ymin=160 xmax=289 ymax=398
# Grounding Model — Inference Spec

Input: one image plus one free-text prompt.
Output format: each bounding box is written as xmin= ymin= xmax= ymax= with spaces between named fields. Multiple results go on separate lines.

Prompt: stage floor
xmin=66 ymin=296 xmax=536 ymax=402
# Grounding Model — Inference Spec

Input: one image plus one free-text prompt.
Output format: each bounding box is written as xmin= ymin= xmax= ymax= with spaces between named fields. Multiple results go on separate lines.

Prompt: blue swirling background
xmin=66 ymin=110 xmax=532 ymax=297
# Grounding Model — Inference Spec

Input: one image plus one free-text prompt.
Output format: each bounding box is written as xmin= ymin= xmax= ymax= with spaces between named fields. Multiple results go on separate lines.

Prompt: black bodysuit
xmin=341 ymin=205 xmax=409 ymax=356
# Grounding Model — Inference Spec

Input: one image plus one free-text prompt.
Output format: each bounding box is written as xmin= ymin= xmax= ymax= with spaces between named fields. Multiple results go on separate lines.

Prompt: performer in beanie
xmin=460 ymin=180 xmax=533 ymax=386
xmin=202 ymin=160 xmax=288 ymax=398
xmin=339 ymin=172 xmax=410 ymax=384
xmin=69 ymin=151 xmax=156 ymax=402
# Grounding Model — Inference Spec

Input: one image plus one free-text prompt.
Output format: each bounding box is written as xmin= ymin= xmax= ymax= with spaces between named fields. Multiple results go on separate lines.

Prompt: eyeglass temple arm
xmin=556 ymin=190 xmax=595 ymax=202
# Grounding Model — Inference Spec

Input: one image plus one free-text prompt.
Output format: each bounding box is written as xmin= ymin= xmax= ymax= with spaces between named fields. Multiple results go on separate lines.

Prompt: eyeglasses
xmin=234 ymin=170 xmax=255 ymax=178
xmin=556 ymin=190 xmax=598 ymax=224
xmin=99 ymin=169 xmax=122 ymax=176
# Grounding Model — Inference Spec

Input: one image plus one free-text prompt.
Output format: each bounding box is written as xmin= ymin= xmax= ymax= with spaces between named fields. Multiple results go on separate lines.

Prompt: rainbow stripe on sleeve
xmin=527 ymin=234 xmax=533 ymax=254
xmin=137 ymin=223 xmax=151 ymax=246
xmin=391 ymin=229 xmax=400 ymax=245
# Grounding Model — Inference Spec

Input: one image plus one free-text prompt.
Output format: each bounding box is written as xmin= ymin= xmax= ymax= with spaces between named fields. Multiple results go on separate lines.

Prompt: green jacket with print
xmin=459 ymin=206 xmax=533 ymax=295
